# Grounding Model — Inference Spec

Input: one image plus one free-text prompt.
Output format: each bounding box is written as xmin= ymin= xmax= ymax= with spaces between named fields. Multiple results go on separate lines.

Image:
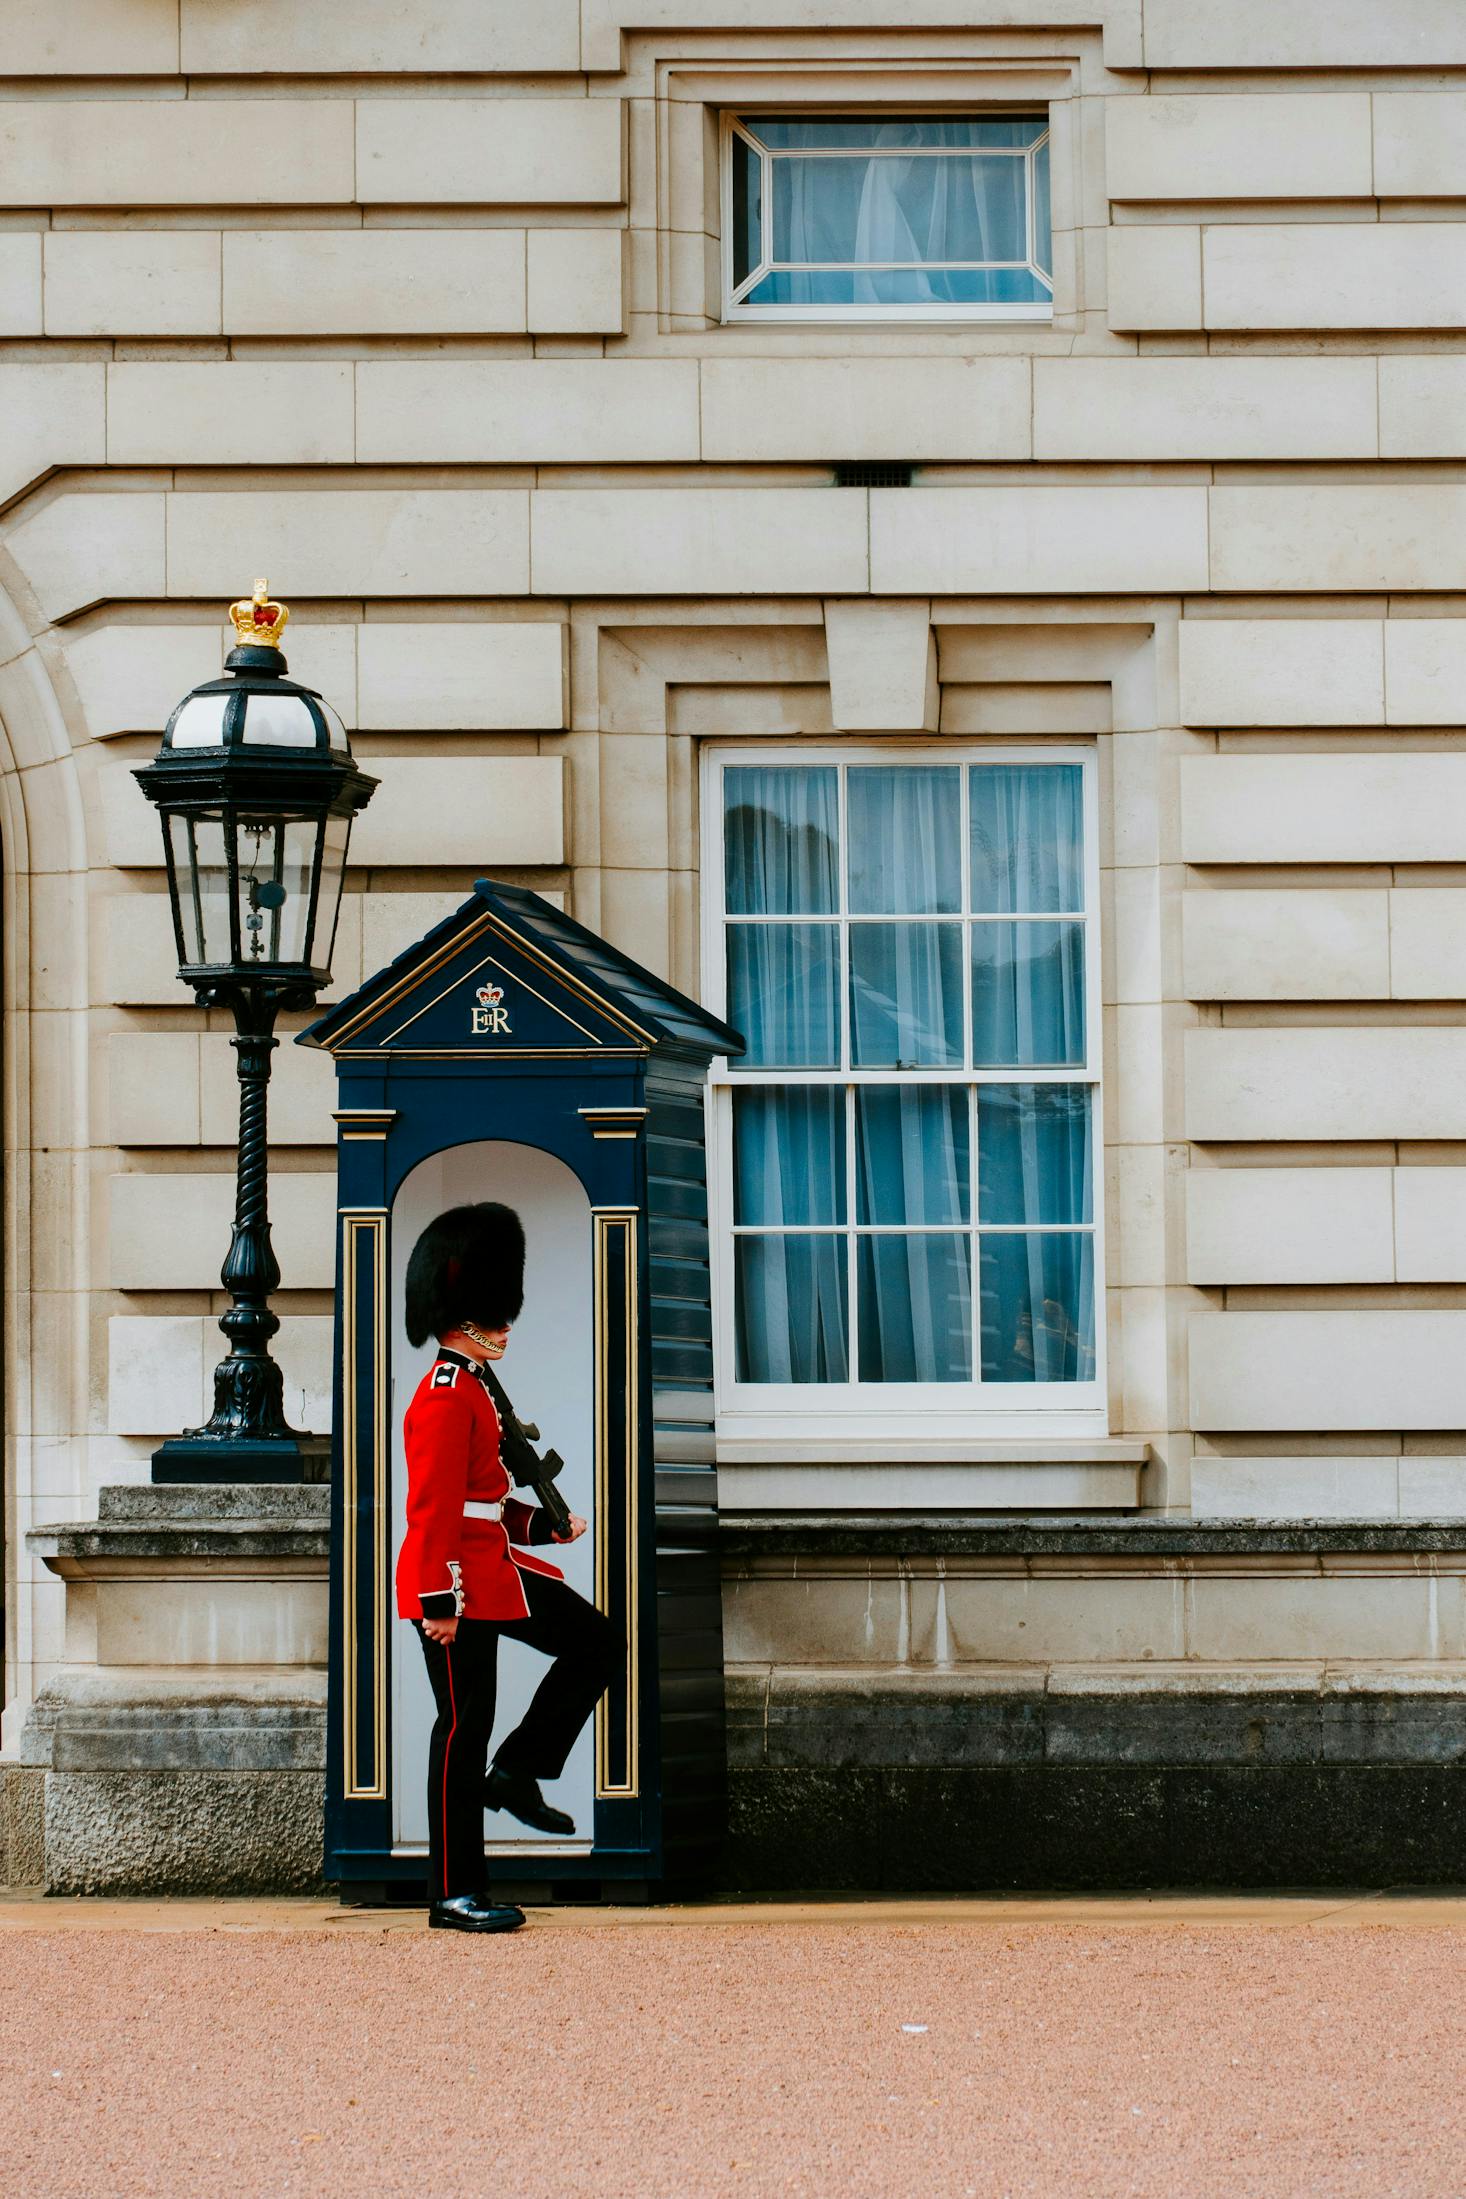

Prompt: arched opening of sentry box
xmin=389 ymin=1139 xmax=595 ymax=1862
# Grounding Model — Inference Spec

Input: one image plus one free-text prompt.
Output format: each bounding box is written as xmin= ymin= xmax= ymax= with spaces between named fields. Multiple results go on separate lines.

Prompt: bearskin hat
xmin=404 ymin=1202 xmax=526 ymax=1347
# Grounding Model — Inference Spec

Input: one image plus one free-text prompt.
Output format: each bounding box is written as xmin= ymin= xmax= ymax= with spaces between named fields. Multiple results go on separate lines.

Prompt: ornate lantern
xmin=134 ymin=582 xmax=377 ymax=1481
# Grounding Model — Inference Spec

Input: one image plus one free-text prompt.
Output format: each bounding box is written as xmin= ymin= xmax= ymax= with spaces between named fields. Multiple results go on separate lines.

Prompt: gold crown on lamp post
xmin=228 ymin=578 xmax=289 ymax=648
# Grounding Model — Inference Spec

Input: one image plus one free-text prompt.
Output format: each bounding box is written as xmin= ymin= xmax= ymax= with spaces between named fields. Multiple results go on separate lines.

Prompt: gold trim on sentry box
xmin=593 ymin=1208 xmax=640 ymax=1800
xmin=323 ymin=908 xmax=656 ymax=1050
xmin=378 ymin=947 xmax=604 ymax=1051
xmin=331 ymin=1047 xmax=645 ymax=1063
xmin=333 ymin=1109 xmax=397 ymax=1143
xmin=342 ymin=1211 xmax=389 ymax=1801
xmin=579 ymin=1107 xmax=649 ymax=1141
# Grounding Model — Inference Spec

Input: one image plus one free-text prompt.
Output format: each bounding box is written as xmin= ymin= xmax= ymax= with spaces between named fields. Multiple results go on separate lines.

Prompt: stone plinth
xmin=11 ymin=1485 xmax=328 ymax=1894
xmin=722 ymin=1516 xmax=1466 ymax=1891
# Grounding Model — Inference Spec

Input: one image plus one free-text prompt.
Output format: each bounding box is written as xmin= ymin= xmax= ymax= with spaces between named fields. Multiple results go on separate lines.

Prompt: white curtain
xmin=977 ymin=1085 xmax=1095 ymax=1384
xmin=724 ymin=762 xmax=1095 ymax=1388
xmin=732 ymin=1087 xmax=849 ymax=1383
xmin=773 ymin=127 xmax=1026 ymax=306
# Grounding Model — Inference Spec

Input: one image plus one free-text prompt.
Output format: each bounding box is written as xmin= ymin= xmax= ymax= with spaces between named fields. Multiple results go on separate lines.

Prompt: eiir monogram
xmin=470 ymin=981 xmax=510 ymax=1036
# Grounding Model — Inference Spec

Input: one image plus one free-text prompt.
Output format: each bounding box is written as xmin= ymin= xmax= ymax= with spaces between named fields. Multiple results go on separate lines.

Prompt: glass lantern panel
xmin=238 ymin=690 xmax=322 ymax=749
xmin=316 ymin=698 xmax=352 ymax=754
xmin=234 ymin=815 xmax=313 ymax=966
xmin=167 ymin=809 xmax=235 ymax=965
xmin=311 ymin=813 xmax=352 ymax=968
xmin=167 ymin=694 xmax=231 ymax=751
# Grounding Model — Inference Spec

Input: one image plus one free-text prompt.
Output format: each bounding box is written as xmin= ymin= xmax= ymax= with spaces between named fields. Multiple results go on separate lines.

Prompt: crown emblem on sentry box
xmin=470 ymin=979 xmax=510 ymax=1035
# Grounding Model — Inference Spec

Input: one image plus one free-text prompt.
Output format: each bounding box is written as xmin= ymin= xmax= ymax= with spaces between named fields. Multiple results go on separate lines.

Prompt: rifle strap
xmin=478 ymin=1359 xmax=519 ymax=1428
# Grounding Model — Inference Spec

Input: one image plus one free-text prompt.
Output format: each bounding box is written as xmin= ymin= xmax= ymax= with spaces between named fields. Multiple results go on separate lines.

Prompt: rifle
xmin=479 ymin=1362 xmax=575 ymax=1542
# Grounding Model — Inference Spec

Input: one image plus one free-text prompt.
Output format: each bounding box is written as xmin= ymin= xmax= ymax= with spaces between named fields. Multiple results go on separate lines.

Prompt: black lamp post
xmin=135 ymin=581 xmax=378 ymax=1484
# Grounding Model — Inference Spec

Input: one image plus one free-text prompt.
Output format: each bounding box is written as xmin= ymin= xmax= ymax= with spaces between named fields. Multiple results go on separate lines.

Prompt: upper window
xmin=724 ymin=113 xmax=1052 ymax=321
xmin=706 ymin=750 xmax=1101 ymax=1426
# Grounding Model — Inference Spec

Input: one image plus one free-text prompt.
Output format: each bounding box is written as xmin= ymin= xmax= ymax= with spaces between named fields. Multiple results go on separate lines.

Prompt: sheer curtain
xmin=733 ymin=1089 xmax=848 ymax=1382
xmin=977 ymin=1085 xmax=1095 ymax=1384
xmin=724 ymin=765 xmax=837 ymax=914
xmin=971 ymin=764 xmax=1083 ymax=913
xmin=970 ymin=764 xmax=1086 ymax=1068
xmin=771 ymin=121 xmax=1028 ymax=307
xmin=848 ymin=767 xmax=964 ymax=1066
xmin=722 ymin=759 xmax=1095 ymax=1391
xmin=726 ymin=766 xmax=841 ymax=1069
xmin=856 ymin=1087 xmax=972 ymax=1383
xmin=847 ymin=766 xmax=960 ymax=914
xmin=971 ymin=921 xmax=1085 ymax=1067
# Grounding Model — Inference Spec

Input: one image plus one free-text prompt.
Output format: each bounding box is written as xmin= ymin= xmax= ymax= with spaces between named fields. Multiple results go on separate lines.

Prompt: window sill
xmin=716 ymin=1439 xmax=1147 ymax=1513
xmin=721 ymin=305 xmax=1054 ymax=327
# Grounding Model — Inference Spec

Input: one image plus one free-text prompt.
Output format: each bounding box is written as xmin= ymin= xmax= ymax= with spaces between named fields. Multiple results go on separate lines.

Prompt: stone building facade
xmin=5 ymin=0 xmax=1466 ymax=1892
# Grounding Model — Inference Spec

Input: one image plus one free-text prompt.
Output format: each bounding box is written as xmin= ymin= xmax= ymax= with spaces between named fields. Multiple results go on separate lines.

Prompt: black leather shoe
xmin=484 ymin=1764 xmax=576 ymax=1836
xmin=429 ymin=1894 xmax=525 ymax=1934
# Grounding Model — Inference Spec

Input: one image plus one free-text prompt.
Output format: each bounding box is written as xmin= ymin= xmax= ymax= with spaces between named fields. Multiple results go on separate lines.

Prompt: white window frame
xmin=720 ymin=109 xmax=1054 ymax=326
xmin=702 ymin=742 xmax=1106 ymax=1446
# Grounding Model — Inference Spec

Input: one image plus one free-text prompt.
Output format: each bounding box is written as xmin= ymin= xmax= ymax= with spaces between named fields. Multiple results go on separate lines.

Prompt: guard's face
xmin=480 ymin=1323 xmax=512 ymax=1360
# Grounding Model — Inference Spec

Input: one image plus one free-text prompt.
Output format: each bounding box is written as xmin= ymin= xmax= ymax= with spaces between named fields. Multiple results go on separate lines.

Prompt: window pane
xmin=979 ymin=1232 xmax=1095 ymax=1384
xmin=732 ymin=130 xmax=761 ymax=285
xmin=858 ymin=1234 xmax=972 ymax=1383
xmin=169 ymin=811 xmax=232 ymax=964
xmin=851 ymin=922 xmax=964 ymax=1067
xmin=969 ymin=764 xmax=1084 ymax=913
xmin=772 ymin=154 xmax=1027 ymax=269
xmin=724 ymin=766 xmax=837 ymax=914
xmin=978 ymin=1085 xmax=1092 ymax=1226
xmin=745 ymin=116 xmax=1048 ymax=151
xmin=736 ymin=1234 xmax=849 ymax=1382
xmin=735 ymin=1089 xmax=846 ymax=1226
xmin=847 ymin=766 xmax=960 ymax=913
xmin=311 ymin=813 xmax=352 ymax=970
xmin=240 ymin=690 xmax=320 ymax=748
xmin=271 ymin=818 xmax=316 ymax=964
xmin=741 ymin=266 xmax=1052 ymax=307
xmin=168 ymin=694 xmax=230 ymax=750
xmin=971 ymin=921 xmax=1085 ymax=1067
xmin=1032 ymin=137 xmax=1051 ymax=277
xmin=729 ymin=923 xmax=840 ymax=1067
xmin=856 ymin=1086 xmax=969 ymax=1226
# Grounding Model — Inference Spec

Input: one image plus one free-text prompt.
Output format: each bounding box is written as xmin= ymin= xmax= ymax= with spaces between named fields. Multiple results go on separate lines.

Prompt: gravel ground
xmin=4 ymin=1906 xmax=1466 ymax=2198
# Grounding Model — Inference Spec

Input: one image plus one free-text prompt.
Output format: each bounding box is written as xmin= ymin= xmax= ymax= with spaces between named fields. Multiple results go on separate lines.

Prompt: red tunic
xmin=395 ymin=1351 xmax=563 ymax=1623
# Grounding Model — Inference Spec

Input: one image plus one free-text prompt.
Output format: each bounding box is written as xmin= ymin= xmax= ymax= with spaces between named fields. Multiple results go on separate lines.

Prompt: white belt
xmin=464 ymin=1500 xmax=503 ymax=1522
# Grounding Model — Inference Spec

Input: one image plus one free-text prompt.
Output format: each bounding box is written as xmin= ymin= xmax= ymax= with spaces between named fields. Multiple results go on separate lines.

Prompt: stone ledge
xmin=716 ymin=1440 xmax=1148 ymax=1465
xmin=29 ymin=1482 xmax=331 ymax=1568
xmin=98 ymin=1484 xmax=329 ymax=1522
xmin=21 ymin=1668 xmax=326 ymax=1772
xmin=719 ymin=1514 xmax=1466 ymax=1561
xmin=728 ymin=1660 xmax=1466 ymax=1702
xmin=726 ymin=1665 xmax=1466 ymax=1772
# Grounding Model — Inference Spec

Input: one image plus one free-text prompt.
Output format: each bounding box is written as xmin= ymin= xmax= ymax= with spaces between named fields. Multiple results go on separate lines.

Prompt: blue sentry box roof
xmin=299 ymin=877 xmax=744 ymax=1061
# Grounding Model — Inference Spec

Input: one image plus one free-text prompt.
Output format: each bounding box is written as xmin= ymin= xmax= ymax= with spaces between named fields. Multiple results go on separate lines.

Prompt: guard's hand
xmin=553 ymin=1514 xmax=588 ymax=1543
xmin=422 ymin=1616 xmax=459 ymax=1644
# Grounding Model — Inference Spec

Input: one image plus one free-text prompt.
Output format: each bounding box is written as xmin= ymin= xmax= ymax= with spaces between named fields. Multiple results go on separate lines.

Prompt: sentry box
xmin=300 ymin=881 xmax=742 ymax=1898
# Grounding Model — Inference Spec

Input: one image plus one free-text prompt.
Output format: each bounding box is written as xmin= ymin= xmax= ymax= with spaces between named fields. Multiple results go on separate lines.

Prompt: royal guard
xmin=397 ymin=1201 xmax=621 ymax=1934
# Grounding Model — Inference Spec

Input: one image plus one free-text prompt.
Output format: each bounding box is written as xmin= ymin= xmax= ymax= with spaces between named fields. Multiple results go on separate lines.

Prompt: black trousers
xmin=415 ymin=1569 xmax=622 ymax=1900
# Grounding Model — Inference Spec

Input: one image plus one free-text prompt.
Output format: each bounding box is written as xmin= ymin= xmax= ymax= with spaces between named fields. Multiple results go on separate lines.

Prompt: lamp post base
xmin=151 ymin=1433 xmax=330 ymax=1486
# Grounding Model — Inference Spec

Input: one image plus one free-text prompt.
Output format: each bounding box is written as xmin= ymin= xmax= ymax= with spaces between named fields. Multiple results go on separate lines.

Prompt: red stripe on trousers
xmin=440 ymin=1642 xmax=458 ymax=1899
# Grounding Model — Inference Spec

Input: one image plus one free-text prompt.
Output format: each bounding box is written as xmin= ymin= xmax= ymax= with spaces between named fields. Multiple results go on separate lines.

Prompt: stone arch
xmin=0 ymin=552 xmax=94 ymax=1747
